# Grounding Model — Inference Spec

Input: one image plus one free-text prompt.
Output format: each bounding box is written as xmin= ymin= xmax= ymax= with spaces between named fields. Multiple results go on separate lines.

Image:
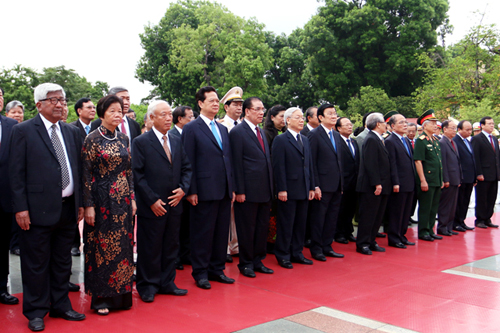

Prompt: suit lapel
xmin=286 ymin=131 xmax=303 ymax=155
xmin=242 ymin=121 xmax=265 ymax=154
xmin=60 ymin=123 xmax=78 ymax=173
xmin=197 ymin=117 xmax=222 ymax=150
xmin=34 ymin=115 xmax=58 ymax=161
xmin=148 ymin=130 xmax=171 ymax=163
xmin=319 ymin=128 xmax=337 ymax=155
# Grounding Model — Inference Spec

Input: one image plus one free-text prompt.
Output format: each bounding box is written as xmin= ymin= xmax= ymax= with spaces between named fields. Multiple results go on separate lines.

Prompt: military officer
xmin=414 ymin=110 xmax=443 ymax=241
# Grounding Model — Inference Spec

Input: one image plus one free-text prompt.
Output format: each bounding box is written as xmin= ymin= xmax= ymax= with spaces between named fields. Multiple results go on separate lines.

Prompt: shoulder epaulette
xmin=419 ymin=135 xmax=426 ymax=140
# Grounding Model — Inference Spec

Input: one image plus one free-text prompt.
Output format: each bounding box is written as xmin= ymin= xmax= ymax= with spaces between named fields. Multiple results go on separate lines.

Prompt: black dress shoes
xmin=409 ymin=218 xmax=417 ymax=224
xmin=376 ymin=232 xmax=386 ymax=238
xmin=195 ymin=279 xmax=211 ymax=289
xmin=370 ymin=244 xmax=386 ymax=252
xmin=419 ymin=235 xmax=434 ymax=241
xmin=304 ymin=239 xmax=312 ymax=248
xmin=431 ymin=234 xmax=443 ymax=240
xmin=437 ymin=231 xmax=452 ymax=236
xmin=476 ymin=222 xmax=488 ymax=229
xmin=176 ymin=262 xmax=184 ymax=270
xmin=0 ymin=292 xmax=19 ymax=305
xmin=278 ymin=259 xmax=293 ymax=269
xmin=255 ymin=266 xmax=274 ymax=274
xmin=389 ymin=242 xmax=407 ymax=249
xmin=402 ymin=240 xmax=415 ymax=246
xmin=485 ymin=222 xmax=499 ymax=228
xmin=291 ymin=257 xmax=313 ymax=265
xmin=241 ymin=267 xmax=256 ymax=278
xmin=140 ymin=294 xmax=155 ymax=303
xmin=356 ymin=247 xmax=372 ymax=255
xmin=311 ymin=253 xmax=327 ymax=261
xmin=226 ymin=254 xmax=233 ymax=263
xmin=347 ymin=234 xmax=357 ymax=242
xmin=49 ymin=309 xmax=86 ymax=321
xmin=164 ymin=288 xmax=188 ymax=296
xmin=335 ymin=237 xmax=349 ymax=244
xmin=71 ymin=247 xmax=80 ymax=256
xmin=208 ymin=274 xmax=235 ymax=284
xmin=453 ymin=226 xmax=466 ymax=232
xmin=28 ymin=318 xmax=44 ymax=331
xmin=10 ymin=248 xmax=20 ymax=256
xmin=68 ymin=282 xmax=80 ymax=292
xmin=450 ymin=231 xmax=459 ymax=235
xmin=324 ymin=250 xmax=344 ymax=258
xmin=463 ymin=224 xmax=475 ymax=230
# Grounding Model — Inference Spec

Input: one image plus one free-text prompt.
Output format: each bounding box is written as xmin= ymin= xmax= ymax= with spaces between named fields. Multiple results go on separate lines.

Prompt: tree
xmin=346 ymin=85 xmax=396 ymax=117
xmin=39 ymin=66 xmax=95 ymax=104
xmin=0 ymin=65 xmax=40 ymax=117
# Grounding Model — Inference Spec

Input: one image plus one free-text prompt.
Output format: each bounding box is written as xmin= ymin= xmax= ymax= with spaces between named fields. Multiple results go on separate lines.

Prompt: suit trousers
xmin=177 ymin=199 xmax=191 ymax=265
xmin=356 ymin=192 xmax=389 ymax=249
xmin=136 ymin=213 xmax=181 ymax=296
xmin=454 ymin=183 xmax=474 ymax=228
xmin=335 ymin=190 xmax=356 ymax=240
xmin=20 ymin=198 xmax=75 ymax=320
xmin=475 ymin=180 xmax=498 ymax=224
xmin=275 ymin=199 xmax=309 ymax=262
xmin=0 ymin=209 xmax=13 ymax=293
xmin=387 ymin=191 xmax=414 ymax=245
xmin=309 ymin=191 xmax=342 ymax=255
xmin=417 ymin=186 xmax=441 ymax=237
xmin=234 ymin=200 xmax=271 ymax=271
xmin=437 ymin=185 xmax=459 ymax=233
xmin=190 ymin=196 xmax=231 ymax=281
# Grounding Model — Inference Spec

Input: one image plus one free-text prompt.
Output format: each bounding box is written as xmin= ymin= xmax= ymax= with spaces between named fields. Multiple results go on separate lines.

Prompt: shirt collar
xmin=372 ymin=130 xmax=384 ymax=141
xmin=223 ymin=114 xmax=239 ymax=124
xmin=392 ymin=132 xmax=403 ymax=140
xmin=482 ymin=130 xmax=493 ymax=139
xmin=287 ymin=128 xmax=299 ymax=139
xmin=244 ymin=118 xmax=258 ymax=130
xmin=321 ymin=123 xmax=333 ymax=135
xmin=307 ymin=123 xmax=314 ymax=132
xmin=39 ymin=113 xmax=60 ymax=132
xmin=152 ymin=126 xmax=168 ymax=142
xmin=79 ymin=118 xmax=90 ymax=128
xmin=174 ymin=125 xmax=183 ymax=135
xmin=200 ymin=113 xmax=215 ymax=127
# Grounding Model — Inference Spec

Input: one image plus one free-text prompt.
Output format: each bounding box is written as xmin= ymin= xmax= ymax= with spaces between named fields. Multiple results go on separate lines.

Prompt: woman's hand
xmin=85 ymin=207 xmax=95 ymax=226
xmin=132 ymin=200 xmax=137 ymax=216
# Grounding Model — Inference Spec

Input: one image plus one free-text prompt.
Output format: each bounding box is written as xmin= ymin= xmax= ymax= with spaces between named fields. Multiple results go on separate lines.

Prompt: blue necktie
xmin=346 ymin=138 xmax=355 ymax=157
xmin=210 ymin=121 xmax=223 ymax=150
xmin=401 ymin=137 xmax=410 ymax=155
xmin=329 ymin=131 xmax=337 ymax=153
xmin=463 ymin=138 xmax=472 ymax=153
xmin=85 ymin=125 xmax=90 ymax=135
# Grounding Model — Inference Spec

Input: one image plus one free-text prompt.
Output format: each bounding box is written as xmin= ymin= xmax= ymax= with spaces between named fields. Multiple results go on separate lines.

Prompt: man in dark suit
xmin=385 ymin=114 xmax=416 ymax=248
xmin=355 ymin=113 xmax=391 ymax=255
xmin=182 ymin=86 xmax=235 ymax=289
xmin=300 ymin=106 xmax=319 ymax=136
xmin=90 ymin=87 xmax=141 ymax=144
xmin=133 ymin=100 xmax=192 ymax=303
xmin=0 ymin=87 xmax=19 ymax=306
xmin=9 ymin=83 xmax=85 ymax=331
xmin=307 ymin=104 xmax=344 ymax=261
xmin=437 ymin=121 xmax=462 ymax=235
xmin=170 ymin=105 xmax=195 ymax=270
xmin=472 ymin=116 xmax=500 ymax=228
xmin=272 ymin=107 xmax=315 ymax=268
xmin=453 ymin=121 xmax=476 ymax=231
xmin=229 ymin=97 xmax=274 ymax=277
xmin=334 ymin=117 xmax=359 ymax=244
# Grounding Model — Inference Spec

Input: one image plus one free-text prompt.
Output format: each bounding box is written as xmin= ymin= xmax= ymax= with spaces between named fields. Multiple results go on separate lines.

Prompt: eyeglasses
xmin=291 ymin=116 xmax=305 ymax=121
xmin=40 ymin=97 xmax=68 ymax=105
xmin=249 ymin=107 xmax=266 ymax=113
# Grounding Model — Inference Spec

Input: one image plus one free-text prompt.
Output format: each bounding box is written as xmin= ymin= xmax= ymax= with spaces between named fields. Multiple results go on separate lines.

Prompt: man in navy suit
xmin=453 ymin=121 xmax=476 ymax=231
xmin=272 ymin=107 xmax=315 ymax=268
xmin=229 ymin=97 xmax=274 ymax=278
xmin=307 ymin=104 xmax=344 ymax=261
xmin=356 ymin=113 xmax=391 ymax=255
xmin=0 ymin=86 xmax=19 ymax=306
xmin=385 ymin=114 xmax=416 ymax=248
xmin=182 ymin=86 xmax=235 ymax=289
xmin=9 ymin=83 xmax=85 ymax=331
xmin=437 ymin=121 xmax=462 ymax=235
xmin=472 ymin=116 xmax=500 ymax=228
xmin=133 ymin=100 xmax=192 ymax=303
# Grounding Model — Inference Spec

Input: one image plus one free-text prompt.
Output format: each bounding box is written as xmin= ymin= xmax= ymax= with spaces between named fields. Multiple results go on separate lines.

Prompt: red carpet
xmin=2 ymin=214 xmax=500 ymax=332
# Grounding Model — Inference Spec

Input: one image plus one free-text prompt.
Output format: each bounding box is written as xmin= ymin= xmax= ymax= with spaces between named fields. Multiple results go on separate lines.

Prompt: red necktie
xmin=411 ymin=140 xmax=414 ymax=149
xmin=121 ymin=119 xmax=127 ymax=135
xmin=256 ymin=126 xmax=265 ymax=152
xmin=490 ymin=135 xmax=495 ymax=151
xmin=451 ymin=140 xmax=456 ymax=151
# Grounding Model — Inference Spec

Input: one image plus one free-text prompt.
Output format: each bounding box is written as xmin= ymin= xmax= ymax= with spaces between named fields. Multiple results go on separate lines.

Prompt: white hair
xmin=284 ymin=107 xmax=302 ymax=124
xmin=34 ymin=83 xmax=65 ymax=103
xmin=6 ymin=100 xmax=24 ymax=112
xmin=147 ymin=100 xmax=171 ymax=119
xmin=366 ymin=113 xmax=384 ymax=130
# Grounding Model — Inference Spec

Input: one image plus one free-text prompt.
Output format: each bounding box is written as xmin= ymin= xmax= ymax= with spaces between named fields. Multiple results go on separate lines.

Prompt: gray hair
xmin=147 ymin=100 xmax=171 ymax=119
xmin=6 ymin=100 xmax=25 ymax=113
xmin=108 ymin=86 xmax=128 ymax=96
xmin=407 ymin=122 xmax=417 ymax=129
xmin=304 ymin=106 xmax=317 ymax=123
xmin=284 ymin=107 xmax=302 ymax=124
xmin=366 ymin=112 xmax=384 ymax=130
xmin=422 ymin=119 xmax=436 ymax=127
xmin=34 ymin=83 xmax=65 ymax=103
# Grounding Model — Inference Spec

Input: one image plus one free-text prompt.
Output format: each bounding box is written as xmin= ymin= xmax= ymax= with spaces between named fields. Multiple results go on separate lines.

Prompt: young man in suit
xmin=10 ymin=83 xmax=85 ymax=331
xmin=230 ymin=97 xmax=274 ymax=278
xmin=133 ymin=100 xmax=192 ymax=303
xmin=472 ymin=116 xmax=500 ymax=228
xmin=182 ymin=86 xmax=236 ymax=289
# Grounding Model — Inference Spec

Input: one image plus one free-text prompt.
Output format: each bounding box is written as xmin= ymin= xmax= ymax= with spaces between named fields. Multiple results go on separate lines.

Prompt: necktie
xmin=85 ymin=125 xmax=90 ymax=135
xmin=401 ymin=137 xmax=410 ymax=155
xmin=490 ymin=135 xmax=495 ymax=151
xmin=346 ymin=138 xmax=355 ymax=157
xmin=162 ymin=135 xmax=172 ymax=163
xmin=451 ymin=140 xmax=457 ymax=152
xmin=234 ymin=121 xmax=238 ymax=126
xmin=50 ymin=125 xmax=70 ymax=190
xmin=210 ymin=121 xmax=223 ymax=149
xmin=256 ymin=126 xmax=265 ymax=152
xmin=329 ymin=131 xmax=337 ymax=153
xmin=464 ymin=139 xmax=472 ymax=153
xmin=296 ymin=133 xmax=304 ymax=151
xmin=121 ymin=119 xmax=127 ymax=135
xmin=411 ymin=140 xmax=414 ymax=149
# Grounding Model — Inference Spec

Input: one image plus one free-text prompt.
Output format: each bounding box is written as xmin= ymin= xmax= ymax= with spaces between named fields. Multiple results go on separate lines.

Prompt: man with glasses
xmin=9 ymin=83 xmax=86 ymax=331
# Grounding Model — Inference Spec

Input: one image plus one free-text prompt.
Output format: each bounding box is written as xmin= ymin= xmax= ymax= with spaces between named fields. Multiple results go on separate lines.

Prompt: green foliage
xmin=391 ymin=96 xmax=417 ymax=118
xmin=0 ymin=65 xmax=40 ymax=118
xmin=346 ymin=86 xmax=396 ymax=117
xmin=456 ymin=98 xmax=500 ymax=124
xmin=130 ymin=104 xmax=149 ymax=126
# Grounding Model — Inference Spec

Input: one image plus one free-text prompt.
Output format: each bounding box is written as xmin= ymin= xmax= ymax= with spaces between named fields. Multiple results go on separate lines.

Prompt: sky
xmin=1 ymin=0 xmax=499 ymax=104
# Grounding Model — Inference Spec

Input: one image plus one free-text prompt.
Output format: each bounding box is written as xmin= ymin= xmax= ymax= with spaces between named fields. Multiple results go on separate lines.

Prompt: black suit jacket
xmin=453 ymin=135 xmax=476 ymax=183
xmin=300 ymin=125 xmax=310 ymax=136
xmin=182 ymin=116 xmax=235 ymax=201
xmin=90 ymin=116 xmax=141 ymax=142
xmin=229 ymin=121 xmax=273 ymax=203
xmin=385 ymin=134 xmax=415 ymax=192
xmin=272 ymin=130 xmax=314 ymax=200
xmin=440 ymin=137 xmax=462 ymax=186
xmin=0 ymin=115 xmax=18 ymax=212
xmin=168 ymin=126 xmax=181 ymax=138
xmin=308 ymin=126 xmax=343 ymax=192
xmin=132 ymin=130 xmax=192 ymax=219
xmin=70 ymin=119 xmax=87 ymax=144
xmin=338 ymin=135 xmax=360 ymax=191
xmin=472 ymin=132 xmax=500 ymax=181
xmin=356 ymin=131 xmax=391 ymax=194
xmin=9 ymin=114 xmax=82 ymax=226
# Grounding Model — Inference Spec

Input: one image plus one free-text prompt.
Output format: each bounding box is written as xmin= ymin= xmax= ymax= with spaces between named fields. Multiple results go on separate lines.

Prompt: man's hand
xmin=132 ymin=200 xmax=137 ymax=216
xmin=420 ymin=180 xmax=429 ymax=192
xmin=477 ymin=175 xmax=484 ymax=181
xmin=231 ymin=192 xmax=236 ymax=204
xmin=151 ymin=199 xmax=167 ymax=217
xmin=314 ymin=187 xmax=322 ymax=200
xmin=309 ymin=190 xmax=315 ymax=200
xmin=278 ymin=191 xmax=287 ymax=202
xmin=187 ymin=194 xmax=198 ymax=206
xmin=443 ymin=182 xmax=450 ymax=188
xmin=393 ymin=185 xmax=400 ymax=193
xmin=374 ymin=185 xmax=382 ymax=196
xmin=16 ymin=211 xmax=31 ymax=230
xmin=84 ymin=207 xmax=95 ymax=226
xmin=235 ymin=194 xmax=246 ymax=203
xmin=168 ymin=188 xmax=185 ymax=207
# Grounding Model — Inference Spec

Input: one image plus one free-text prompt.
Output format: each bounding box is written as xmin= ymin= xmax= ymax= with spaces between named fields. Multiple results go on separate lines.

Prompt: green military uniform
xmin=414 ymin=134 xmax=443 ymax=237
